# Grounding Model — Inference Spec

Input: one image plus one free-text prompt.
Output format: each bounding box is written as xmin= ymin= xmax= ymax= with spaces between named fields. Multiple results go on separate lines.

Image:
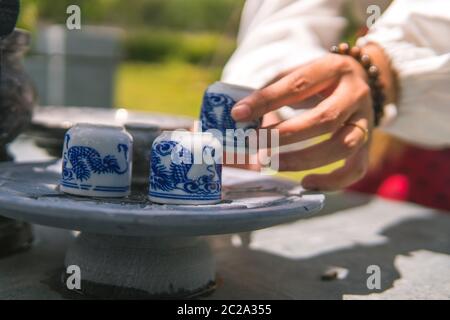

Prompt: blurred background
xmin=6 ymin=0 xmax=446 ymax=210
xmin=13 ymin=0 xmax=360 ymax=179
xmin=17 ymin=0 xmax=245 ymax=117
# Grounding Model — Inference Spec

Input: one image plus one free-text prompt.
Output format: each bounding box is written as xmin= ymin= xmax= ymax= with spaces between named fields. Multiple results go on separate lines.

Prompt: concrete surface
xmin=0 ymin=192 xmax=449 ymax=299
xmin=1 ymin=137 xmax=449 ymax=299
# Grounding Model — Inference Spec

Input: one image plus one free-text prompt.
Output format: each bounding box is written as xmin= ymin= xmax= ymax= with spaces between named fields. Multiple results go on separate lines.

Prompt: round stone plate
xmin=31 ymin=106 xmax=194 ymax=131
xmin=0 ymin=161 xmax=324 ymax=237
xmin=26 ymin=106 xmax=195 ymax=157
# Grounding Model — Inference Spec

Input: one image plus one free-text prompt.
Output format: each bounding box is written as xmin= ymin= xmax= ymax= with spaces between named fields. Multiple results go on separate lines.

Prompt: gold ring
xmin=343 ymin=122 xmax=369 ymax=144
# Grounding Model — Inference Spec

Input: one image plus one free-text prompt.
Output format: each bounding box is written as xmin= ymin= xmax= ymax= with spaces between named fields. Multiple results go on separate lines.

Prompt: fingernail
xmin=231 ymin=104 xmax=251 ymax=121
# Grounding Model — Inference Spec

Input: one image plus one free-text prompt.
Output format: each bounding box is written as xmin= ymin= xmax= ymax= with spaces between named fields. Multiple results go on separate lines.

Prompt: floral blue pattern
xmin=200 ymin=92 xmax=261 ymax=148
xmin=200 ymin=93 xmax=237 ymax=132
xmin=62 ymin=134 xmax=129 ymax=183
xmin=149 ymin=140 xmax=221 ymax=200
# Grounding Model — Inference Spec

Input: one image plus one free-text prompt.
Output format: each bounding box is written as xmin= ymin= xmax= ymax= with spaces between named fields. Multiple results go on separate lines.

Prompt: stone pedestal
xmin=64 ymin=233 xmax=215 ymax=299
xmin=0 ymin=217 xmax=33 ymax=258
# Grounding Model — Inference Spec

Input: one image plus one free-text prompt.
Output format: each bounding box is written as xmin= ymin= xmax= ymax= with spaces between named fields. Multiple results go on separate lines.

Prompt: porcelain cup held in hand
xmin=200 ymin=81 xmax=260 ymax=149
xmin=149 ymin=131 xmax=222 ymax=205
xmin=60 ymin=123 xmax=133 ymax=197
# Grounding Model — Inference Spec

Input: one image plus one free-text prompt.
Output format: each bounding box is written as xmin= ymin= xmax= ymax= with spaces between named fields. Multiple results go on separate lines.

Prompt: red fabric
xmin=348 ymin=146 xmax=450 ymax=211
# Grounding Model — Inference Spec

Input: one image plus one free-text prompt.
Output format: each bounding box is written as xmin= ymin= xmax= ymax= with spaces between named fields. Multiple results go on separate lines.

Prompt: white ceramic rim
xmin=74 ymin=122 xmax=125 ymax=131
xmin=210 ymin=81 xmax=256 ymax=92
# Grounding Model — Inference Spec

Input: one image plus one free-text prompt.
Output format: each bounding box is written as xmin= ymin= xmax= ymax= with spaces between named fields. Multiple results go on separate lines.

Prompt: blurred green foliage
xmin=18 ymin=0 xmax=241 ymax=65
xmin=116 ymin=61 xmax=220 ymax=117
xmin=18 ymin=0 xmax=244 ymax=34
xmin=125 ymin=30 xmax=236 ymax=65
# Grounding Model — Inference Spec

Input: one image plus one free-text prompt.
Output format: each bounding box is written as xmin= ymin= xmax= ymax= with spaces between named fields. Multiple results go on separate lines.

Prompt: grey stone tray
xmin=0 ymin=161 xmax=324 ymax=237
xmin=26 ymin=106 xmax=195 ymax=157
xmin=31 ymin=106 xmax=194 ymax=131
xmin=0 ymin=160 xmax=324 ymax=298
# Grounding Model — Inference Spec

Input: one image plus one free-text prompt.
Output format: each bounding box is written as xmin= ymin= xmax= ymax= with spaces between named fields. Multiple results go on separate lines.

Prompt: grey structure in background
xmin=24 ymin=25 xmax=123 ymax=108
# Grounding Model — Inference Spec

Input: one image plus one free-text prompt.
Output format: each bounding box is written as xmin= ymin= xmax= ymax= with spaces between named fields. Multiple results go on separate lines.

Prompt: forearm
xmin=222 ymin=0 xmax=347 ymax=89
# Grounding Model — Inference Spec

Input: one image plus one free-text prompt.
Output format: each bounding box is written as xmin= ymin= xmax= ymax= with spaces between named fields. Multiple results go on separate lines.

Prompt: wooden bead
xmin=338 ymin=43 xmax=350 ymax=54
xmin=373 ymin=81 xmax=382 ymax=90
xmin=372 ymin=87 xmax=381 ymax=95
xmin=369 ymin=79 xmax=379 ymax=88
xmin=329 ymin=43 xmax=385 ymax=127
xmin=368 ymin=65 xmax=379 ymax=78
xmin=330 ymin=45 xmax=339 ymax=54
xmin=360 ymin=54 xmax=371 ymax=68
xmin=349 ymin=46 xmax=361 ymax=59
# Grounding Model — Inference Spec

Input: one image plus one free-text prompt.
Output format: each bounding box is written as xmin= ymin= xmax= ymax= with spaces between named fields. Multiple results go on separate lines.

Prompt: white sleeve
xmin=357 ymin=0 xmax=450 ymax=148
xmin=222 ymin=0 xmax=346 ymax=89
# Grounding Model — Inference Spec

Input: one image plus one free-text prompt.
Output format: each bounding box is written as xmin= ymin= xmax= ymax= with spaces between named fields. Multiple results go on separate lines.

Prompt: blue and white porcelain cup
xmin=60 ymin=123 xmax=133 ymax=197
xmin=200 ymin=81 xmax=260 ymax=148
xmin=149 ymin=131 xmax=222 ymax=205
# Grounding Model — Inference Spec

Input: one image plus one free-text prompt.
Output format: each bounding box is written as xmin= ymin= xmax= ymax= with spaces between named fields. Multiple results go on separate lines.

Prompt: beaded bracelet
xmin=330 ymin=43 xmax=385 ymax=126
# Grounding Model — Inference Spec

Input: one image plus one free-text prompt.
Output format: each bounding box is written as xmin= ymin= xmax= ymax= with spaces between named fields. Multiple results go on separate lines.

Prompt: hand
xmin=231 ymin=45 xmax=395 ymax=191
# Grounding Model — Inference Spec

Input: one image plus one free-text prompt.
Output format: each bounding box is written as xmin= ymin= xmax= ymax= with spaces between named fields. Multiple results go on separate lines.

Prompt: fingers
xmin=264 ymin=77 xmax=364 ymax=146
xmin=231 ymin=55 xmax=348 ymax=122
xmin=301 ymin=144 xmax=369 ymax=191
xmin=276 ymin=114 xmax=369 ymax=171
